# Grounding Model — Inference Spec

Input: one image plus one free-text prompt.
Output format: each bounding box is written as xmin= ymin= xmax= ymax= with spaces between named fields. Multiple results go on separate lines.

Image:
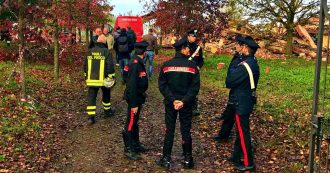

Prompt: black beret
xmin=135 ymin=41 xmax=149 ymax=49
xmin=173 ymin=36 xmax=188 ymax=49
xmin=238 ymin=36 xmax=260 ymax=49
xmin=187 ymin=29 xmax=198 ymax=37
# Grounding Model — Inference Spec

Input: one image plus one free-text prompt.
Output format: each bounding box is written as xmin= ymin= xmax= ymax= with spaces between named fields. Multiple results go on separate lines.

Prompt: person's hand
xmin=131 ymin=107 xmax=138 ymax=114
xmin=173 ymin=100 xmax=184 ymax=110
xmin=173 ymin=100 xmax=180 ymax=107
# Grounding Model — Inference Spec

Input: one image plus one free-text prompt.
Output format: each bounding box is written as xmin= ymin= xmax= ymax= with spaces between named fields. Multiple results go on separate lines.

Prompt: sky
xmin=108 ymin=0 xmax=147 ymax=16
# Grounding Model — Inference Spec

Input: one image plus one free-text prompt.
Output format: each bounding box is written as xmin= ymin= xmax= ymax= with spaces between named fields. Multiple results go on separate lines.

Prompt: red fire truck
xmin=114 ymin=16 xmax=143 ymax=42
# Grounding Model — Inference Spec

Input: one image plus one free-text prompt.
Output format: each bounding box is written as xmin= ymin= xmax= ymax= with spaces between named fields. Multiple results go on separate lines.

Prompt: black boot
xmin=182 ymin=143 xmax=194 ymax=169
xmin=132 ymin=128 xmax=149 ymax=153
xmin=213 ymin=135 xmax=230 ymax=143
xmin=133 ymin=141 xmax=149 ymax=153
xmin=156 ymin=155 xmax=171 ymax=169
xmin=235 ymin=164 xmax=256 ymax=172
xmin=88 ymin=116 xmax=96 ymax=124
xmin=226 ymin=156 xmax=243 ymax=166
xmin=122 ymin=131 xmax=140 ymax=160
xmin=104 ymin=107 xmax=115 ymax=117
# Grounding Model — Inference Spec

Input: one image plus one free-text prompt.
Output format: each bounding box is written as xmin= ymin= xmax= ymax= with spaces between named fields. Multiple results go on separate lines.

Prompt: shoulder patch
xmin=133 ymin=59 xmax=138 ymax=63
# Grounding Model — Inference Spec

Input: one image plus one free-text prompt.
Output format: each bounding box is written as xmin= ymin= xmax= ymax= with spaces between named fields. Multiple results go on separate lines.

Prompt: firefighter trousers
xmin=86 ymin=86 xmax=111 ymax=116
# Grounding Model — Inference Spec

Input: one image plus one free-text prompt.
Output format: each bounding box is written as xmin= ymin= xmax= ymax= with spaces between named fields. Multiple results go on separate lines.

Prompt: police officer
xmin=122 ymin=41 xmax=149 ymax=160
xmin=187 ymin=29 xmax=203 ymax=116
xmin=213 ymin=35 xmax=246 ymax=142
xmin=225 ymin=36 xmax=260 ymax=171
xmin=84 ymin=35 xmax=116 ymax=124
xmin=156 ymin=37 xmax=200 ymax=169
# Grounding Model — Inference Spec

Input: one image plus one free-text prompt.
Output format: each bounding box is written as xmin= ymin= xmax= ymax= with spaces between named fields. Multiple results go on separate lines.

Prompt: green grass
xmin=201 ymin=54 xmax=330 ymax=115
xmin=0 ymin=61 xmax=52 ymax=145
xmin=157 ymin=50 xmax=324 ymax=117
xmin=0 ymin=154 xmax=5 ymax=161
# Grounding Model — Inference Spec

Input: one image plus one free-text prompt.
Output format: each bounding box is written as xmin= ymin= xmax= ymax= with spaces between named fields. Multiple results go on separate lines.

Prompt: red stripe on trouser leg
xmin=128 ymin=111 xmax=135 ymax=131
xmin=235 ymin=114 xmax=249 ymax=166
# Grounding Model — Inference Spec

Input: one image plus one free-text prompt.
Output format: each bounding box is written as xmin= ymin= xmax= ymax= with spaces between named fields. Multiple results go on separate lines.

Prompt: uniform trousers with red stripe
xmin=123 ymin=104 xmax=142 ymax=149
xmin=162 ymin=103 xmax=193 ymax=156
xmin=233 ymin=113 xmax=254 ymax=166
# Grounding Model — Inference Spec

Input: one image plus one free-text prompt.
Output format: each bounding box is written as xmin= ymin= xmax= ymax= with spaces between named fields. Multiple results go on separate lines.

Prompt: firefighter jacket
xmin=123 ymin=55 xmax=149 ymax=107
xmin=84 ymin=43 xmax=115 ymax=87
xmin=188 ymin=41 xmax=204 ymax=69
xmin=158 ymin=52 xmax=200 ymax=105
xmin=225 ymin=55 xmax=260 ymax=115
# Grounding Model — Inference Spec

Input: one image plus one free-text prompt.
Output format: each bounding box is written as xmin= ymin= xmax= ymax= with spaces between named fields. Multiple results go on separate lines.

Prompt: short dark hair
xmin=175 ymin=45 xmax=188 ymax=52
xmin=247 ymin=46 xmax=257 ymax=56
xmin=135 ymin=48 xmax=145 ymax=55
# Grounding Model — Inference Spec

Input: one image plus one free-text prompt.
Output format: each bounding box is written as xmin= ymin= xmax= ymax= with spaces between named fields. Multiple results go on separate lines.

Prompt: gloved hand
xmin=104 ymin=77 xmax=116 ymax=88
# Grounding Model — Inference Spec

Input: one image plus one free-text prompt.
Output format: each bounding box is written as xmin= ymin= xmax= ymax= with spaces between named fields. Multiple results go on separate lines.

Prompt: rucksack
xmin=117 ymin=36 xmax=129 ymax=53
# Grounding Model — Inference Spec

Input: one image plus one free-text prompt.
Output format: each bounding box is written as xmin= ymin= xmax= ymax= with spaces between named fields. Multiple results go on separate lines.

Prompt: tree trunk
xmin=85 ymin=0 xmax=90 ymax=48
xmin=285 ymin=14 xmax=295 ymax=57
xmin=286 ymin=26 xmax=294 ymax=56
xmin=53 ymin=0 xmax=59 ymax=80
xmin=86 ymin=29 xmax=89 ymax=46
xmin=18 ymin=0 xmax=26 ymax=99
xmin=159 ymin=29 xmax=163 ymax=46
xmin=78 ymin=28 xmax=81 ymax=43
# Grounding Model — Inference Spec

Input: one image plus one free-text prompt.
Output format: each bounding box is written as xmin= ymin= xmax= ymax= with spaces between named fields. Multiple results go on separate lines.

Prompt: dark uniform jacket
xmin=89 ymin=35 xmax=98 ymax=49
xmin=159 ymin=52 xmax=200 ymax=105
xmin=123 ymin=55 xmax=149 ymax=107
xmin=226 ymin=55 xmax=259 ymax=115
xmin=84 ymin=43 xmax=115 ymax=87
xmin=227 ymin=52 xmax=246 ymax=103
xmin=188 ymin=42 xmax=204 ymax=68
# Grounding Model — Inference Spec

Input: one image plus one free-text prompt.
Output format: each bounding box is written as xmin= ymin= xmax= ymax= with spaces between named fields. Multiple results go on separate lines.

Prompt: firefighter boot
xmin=122 ymin=131 xmax=141 ymax=160
xmin=182 ymin=143 xmax=194 ymax=169
xmin=88 ymin=116 xmax=96 ymax=124
xmin=156 ymin=155 xmax=171 ymax=170
xmin=104 ymin=107 xmax=115 ymax=117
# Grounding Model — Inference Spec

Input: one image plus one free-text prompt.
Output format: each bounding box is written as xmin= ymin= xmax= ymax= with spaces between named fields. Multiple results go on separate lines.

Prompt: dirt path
xmin=51 ymin=65 xmax=275 ymax=173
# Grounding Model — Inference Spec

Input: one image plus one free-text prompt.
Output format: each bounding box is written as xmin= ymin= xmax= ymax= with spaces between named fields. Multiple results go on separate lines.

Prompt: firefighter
xmin=187 ymin=29 xmax=203 ymax=116
xmin=213 ymin=35 xmax=246 ymax=142
xmin=122 ymin=41 xmax=149 ymax=160
xmin=84 ymin=34 xmax=116 ymax=124
xmin=156 ymin=37 xmax=200 ymax=169
xmin=225 ymin=36 xmax=260 ymax=171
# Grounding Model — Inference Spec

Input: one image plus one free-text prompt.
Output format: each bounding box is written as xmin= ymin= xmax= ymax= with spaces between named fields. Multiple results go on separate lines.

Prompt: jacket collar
xmin=95 ymin=42 xmax=107 ymax=48
xmin=134 ymin=54 xmax=145 ymax=64
xmin=245 ymin=55 xmax=256 ymax=60
xmin=174 ymin=52 xmax=189 ymax=59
